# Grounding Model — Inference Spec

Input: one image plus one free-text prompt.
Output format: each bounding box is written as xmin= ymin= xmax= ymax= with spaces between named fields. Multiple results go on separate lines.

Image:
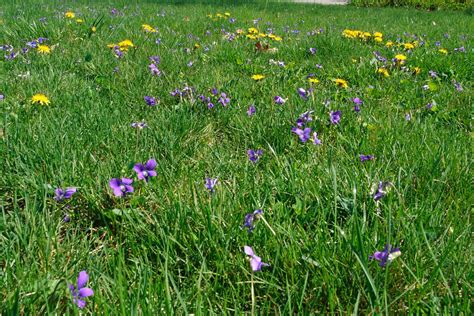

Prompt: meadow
xmin=0 ymin=1 xmax=472 ymax=314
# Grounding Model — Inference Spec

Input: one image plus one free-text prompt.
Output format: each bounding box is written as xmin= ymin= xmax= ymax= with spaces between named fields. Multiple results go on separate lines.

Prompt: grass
xmin=0 ymin=1 xmax=472 ymax=314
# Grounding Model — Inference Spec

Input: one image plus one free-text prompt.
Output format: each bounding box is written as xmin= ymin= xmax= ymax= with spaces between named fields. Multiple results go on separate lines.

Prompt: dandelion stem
xmin=260 ymin=215 xmax=276 ymax=236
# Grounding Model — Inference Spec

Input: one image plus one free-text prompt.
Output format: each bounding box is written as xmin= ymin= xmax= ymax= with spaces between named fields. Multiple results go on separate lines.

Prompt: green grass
xmin=1 ymin=1 xmax=472 ymax=314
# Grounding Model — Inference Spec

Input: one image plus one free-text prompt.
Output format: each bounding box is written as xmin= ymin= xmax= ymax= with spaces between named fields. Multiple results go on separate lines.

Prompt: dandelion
xmin=37 ymin=45 xmax=51 ymax=54
xmin=205 ymin=177 xmax=218 ymax=193
xmin=109 ymin=178 xmax=134 ymax=197
xmin=330 ymin=110 xmax=341 ymax=125
xmin=377 ymin=67 xmax=390 ymax=77
xmin=244 ymin=246 xmax=269 ymax=272
xmin=308 ymin=77 xmax=320 ymax=84
xmin=142 ymin=24 xmax=157 ymax=33
xmin=335 ymin=79 xmax=348 ymax=89
xmin=31 ymin=93 xmax=50 ymax=105
xmin=438 ymin=48 xmax=448 ymax=55
xmin=69 ymin=271 xmax=94 ymax=308
xmin=65 ymin=11 xmax=75 ymax=19
xmin=369 ymin=244 xmax=401 ymax=267
xmin=251 ymin=74 xmax=265 ymax=81
xmin=247 ymin=149 xmax=263 ymax=163
xmin=134 ymin=159 xmax=157 ymax=182
xmin=54 ymin=187 xmax=77 ymax=201
xmin=394 ymin=54 xmax=407 ymax=64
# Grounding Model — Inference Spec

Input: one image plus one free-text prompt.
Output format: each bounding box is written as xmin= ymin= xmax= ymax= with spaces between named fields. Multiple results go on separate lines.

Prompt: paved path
xmin=292 ymin=0 xmax=348 ymax=4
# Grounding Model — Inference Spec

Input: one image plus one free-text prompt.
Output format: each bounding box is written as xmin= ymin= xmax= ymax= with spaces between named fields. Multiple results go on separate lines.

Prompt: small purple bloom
xmin=369 ymin=244 xmax=401 ymax=267
xmin=109 ymin=178 xmax=134 ymax=197
xmin=63 ymin=214 xmax=71 ymax=222
xmin=292 ymin=127 xmax=311 ymax=143
xmin=405 ymin=113 xmax=411 ymax=121
xmin=315 ymin=64 xmax=323 ymax=69
xmin=453 ymin=81 xmax=463 ymax=92
xmin=149 ymin=56 xmax=160 ymax=64
xmin=69 ymin=271 xmax=94 ymax=309
xmin=296 ymin=111 xmax=313 ymax=127
xmin=38 ymin=37 xmax=47 ymax=44
xmin=244 ymin=246 xmax=269 ymax=272
xmin=54 ymin=187 xmax=77 ymax=201
xmin=134 ymin=159 xmax=157 ymax=182
xmin=241 ymin=209 xmax=263 ymax=233
xmin=359 ymin=154 xmax=374 ymax=162
xmin=247 ymin=149 xmax=263 ymax=163
xmin=218 ymin=93 xmax=230 ymax=106
xmin=274 ymin=96 xmax=286 ymax=105
xmin=149 ymin=63 xmax=161 ymax=76
xmin=0 ymin=94 xmax=4 ymax=101
xmin=309 ymin=47 xmax=317 ymax=55
xmin=205 ymin=177 xmax=218 ymax=193
xmin=131 ymin=121 xmax=147 ymax=129
xmin=312 ymin=132 xmax=322 ymax=145
xmin=352 ymin=97 xmax=363 ymax=105
xmin=373 ymin=181 xmax=391 ymax=201
xmin=26 ymin=40 xmax=38 ymax=48
xmin=144 ymin=96 xmax=157 ymax=106
xmin=297 ymin=88 xmax=308 ymax=100
xmin=330 ymin=110 xmax=341 ymax=125
xmin=354 ymin=105 xmax=361 ymax=113
xmin=247 ymin=104 xmax=256 ymax=116
xmin=428 ymin=70 xmax=438 ymax=79
xmin=155 ymin=38 xmax=162 ymax=45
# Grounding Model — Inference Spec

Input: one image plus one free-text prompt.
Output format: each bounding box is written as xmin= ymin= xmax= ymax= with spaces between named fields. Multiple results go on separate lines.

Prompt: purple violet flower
xmin=149 ymin=56 xmax=160 ymax=64
xmin=330 ymin=110 xmax=341 ymax=125
xmin=296 ymin=111 xmax=313 ymax=127
xmin=405 ymin=113 xmax=411 ymax=121
xmin=297 ymin=88 xmax=309 ymax=100
xmin=241 ymin=209 xmax=263 ymax=233
xmin=144 ymin=96 xmax=157 ymax=106
xmin=369 ymin=244 xmax=401 ymax=267
xmin=244 ymin=246 xmax=269 ymax=272
xmin=312 ymin=132 xmax=322 ymax=145
xmin=359 ymin=154 xmax=374 ymax=162
xmin=149 ymin=63 xmax=161 ymax=76
xmin=309 ymin=47 xmax=317 ymax=55
xmin=133 ymin=159 xmax=157 ymax=182
xmin=247 ymin=149 xmax=263 ymax=163
xmin=352 ymin=97 xmax=363 ymax=105
xmin=54 ymin=187 xmax=77 ymax=201
xmin=247 ymin=104 xmax=256 ymax=116
xmin=292 ymin=127 xmax=311 ymax=143
xmin=373 ymin=181 xmax=391 ymax=201
xmin=453 ymin=81 xmax=463 ymax=92
xmin=109 ymin=178 xmax=134 ymax=197
xmin=131 ymin=121 xmax=148 ymax=129
xmin=69 ymin=271 xmax=94 ymax=309
xmin=274 ymin=96 xmax=286 ymax=105
xmin=205 ymin=177 xmax=218 ymax=193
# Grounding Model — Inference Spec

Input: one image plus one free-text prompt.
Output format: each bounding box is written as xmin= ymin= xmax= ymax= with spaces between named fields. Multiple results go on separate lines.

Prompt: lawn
xmin=0 ymin=1 xmax=472 ymax=314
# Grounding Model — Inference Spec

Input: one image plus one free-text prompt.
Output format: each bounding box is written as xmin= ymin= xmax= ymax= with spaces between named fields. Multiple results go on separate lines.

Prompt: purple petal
xmin=147 ymin=170 xmax=157 ymax=177
xmin=133 ymin=164 xmax=145 ymax=173
xmin=78 ymin=287 xmax=94 ymax=298
xmin=250 ymin=256 xmax=262 ymax=271
xmin=77 ymin=271 xmax=89 ymax=289
xmin=113 ymin=188 xmax=124 ymax=197
xmin=109 ymin=178 xmax=121 ymax=189
xmin=244 ymin=246 xmax=254 ymax=256
xmin=76 ymin=298 xmax=86 ymax=309
xmin=125 ymin=185 xmax=134 ymax=193
xmin=121 ymin=178 xmax=133 ymax=185
xmin=63 ymin=187 xmax=77 ymax=199
xmin=145 ymin=159 xmax=157 ymax=170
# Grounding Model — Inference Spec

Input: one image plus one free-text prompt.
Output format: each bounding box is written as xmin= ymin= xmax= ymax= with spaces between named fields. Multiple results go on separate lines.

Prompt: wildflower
xmin=274 ymin=96 xmax=286 ymax=105
xmin=428 ymin=70 xmax=438 ymax=78
xmin=149 ymin=63 xmax=161 ymax=76
xmin=241 ymin=209 xmax=263 ymax=233
xmin=312 ymin=132 xmax=322 ymax=145
xmin=0 ymin=94 xmax=4 ymax=101
xmin=309 ymin=47 xmax=317 ymax=55
xmin=69 ymin=271 xmax=94 ymax=308
xmin=244 ymin=246 xmax=269 ymax=272
xmin=91 ymin=26 xmax=96 ymax=33
xmin=453 ymin=81 xmax=463 ymax=92
xmin=118 ymin=39 xmax=134 ymax=51
xmin=76 ymin=19 xmax=84 ymax=23
xmin=109 ymin=178 xmax=134 ymax=197
xmin=405 ymin=113 xmax=411 ymax=121
xmin=65 ymin=11 xmax=75 ymax=19
xmin=37 ymin=45 xmax=51 ymax=54
xmin=26 ymin=40 xmax=38 ymax=48
xmin=359 ymin=154 xmax=374 ymax=162
xmin=369 ymin=244 xmax=401 ymax=267
xmin=413 ymin=67 xmax=421 ymax=75
xmin=292 ymin=127 xmax=311 ymax=143
xmin=330 ymin=110 xmax=341 ymax=125
xmin=251 ymin=74 xmax=265 ymax=81
xmin=144 ymin=96 xmax=157 ymax=106
xmin=247 ymin=104 xmax=256 ymax=116
xmin=308 ymin=77 xmax=320 ymax=84
xmin=205 ymin=177 xmax=218 ymax=193
xmin=217 ymin=93 xmax=230 ymax=106
xmin=385 ymin=41 xmax=394 ymax=48
xmin=247 ymin=149 xmax=263 ymax=163
xmin=394 ymin=54 xmax=407 ymax=64
xmin=377 ymin=67 xmax=390 ymax=77
xmin=372 ymin=181 xmax=391 ymax=201
xmin=131 ymin=121 xmax=147 ymax=129
xmin=403 ymin=42 xmax=414 ymax=50
xmin=296 ymin=110 xmax=313 ymax=127
xmin=31 ymin=93 xmax=50 ymax=105
xmin=54 ymin=187 xmax=77 ymax=201
xmin=438 ymin=48 xmax=448 ymax=55
xmin=335 ymin=79 xmax=348 ymax=89
xmin=134 ymin=159 xmax=157 ymax=182
xmin=149 ymin=56 xmax=160 ymax=64
xmin=352 ymin=97 xmax=363 ymax=106
xmin=142 ymin=24 xmax=157 ymax=33
xmin=297 ymin=88 xmax=311 ymax=100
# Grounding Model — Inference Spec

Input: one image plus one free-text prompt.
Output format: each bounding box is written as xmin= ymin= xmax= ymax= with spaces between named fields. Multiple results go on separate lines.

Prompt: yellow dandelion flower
xmin=142 ymin=24 xmax=157 ymax=33
xmin=385 ymin=41 xmax=394 ymax=48
xmin=308 ymin=78 xmax=320 ymax=84
xmin=107 ymin=43 xmax=116 ymax=49
xmin=273 ymin=36 xmax=282 ymax=41
xmin=377 ymin=68 xmax=390 ymax=77
xmin=118 ymin=39 xmax=134 ymax=51
xmin=248 ymin=27 xmax=258 ymax=35
xmin=374 ymin=36 xmax=383 ymax=43
xmin=251 ymin=74 xmax=265 ymax=81
xmin=413 ymin=67 xmax=421 ymax=75
xmin=394 ymin=54 xmax=407 ymax=64
xmin=76 ymin=19 xmax=83 ymax=23
xmin=403 ymin=43 xmax=415 ymax=50
xmin=91 ymin=26 xmax=97 ymax=33
xmin=373 ymin=32 xmax=383 ymax=38
xmin=335 ymin=79 xmax=348 ymax=89
xmin=31 ymin=94 xmax=50 ymax=105
xmin=224 ymin=12 xmax=231 ymax=17
xmin=65 ymin=11 xmax=75 ymax=19
xmin=246 ymin=34 xmax=257 ymax=40
xmin=37 ymin=45 xmax=51 ymax=54
xmin=439 ymin=48 xmax=448 ymax=55
xmin=216 ymin=13 xmax=224 ymax=18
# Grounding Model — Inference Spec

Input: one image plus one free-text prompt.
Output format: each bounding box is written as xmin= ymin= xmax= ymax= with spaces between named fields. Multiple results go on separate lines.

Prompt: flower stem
xmin=251 ymin=272 xmax=255 ymax=316
xmin=260 ymin=215 xmax=276 ymax=236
